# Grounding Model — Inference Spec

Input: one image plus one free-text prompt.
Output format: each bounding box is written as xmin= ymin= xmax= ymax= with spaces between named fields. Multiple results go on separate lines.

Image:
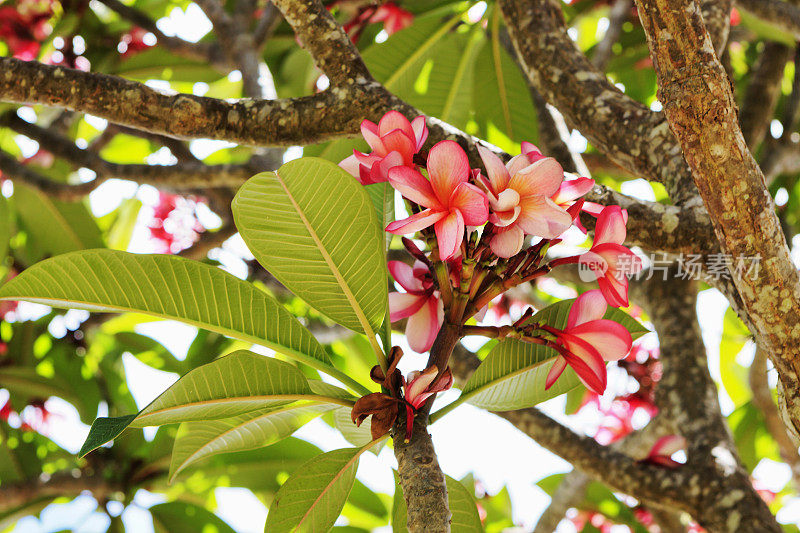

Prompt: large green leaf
xmin=150 ymin=501 xmax=236 ymax=533
xmin=362 ymin=11 xmax=477 ymax=130
xmin=460 ymin=299 xmax=647 ymax=410
xmin=0 ymin=250 xmax=368 ymax=386
xmin=472 ymin=10 xmax=539 ymax=149
xmin=264 ymin=445 xmax=373 ymax=533
xmin=169 ymin=403 xmax=335 ymax=480
xmin=13 ymin=183 xmax=104 ymax=258
xmin=446 ymin=476 xmax=484 ymax=533
xmin=391 ymin=471 xmax=408 ymax=533
xmin=78 ymin=351 xmax=354 ymax=456
xmin=232 ymin=158 xmax=387 ymax=336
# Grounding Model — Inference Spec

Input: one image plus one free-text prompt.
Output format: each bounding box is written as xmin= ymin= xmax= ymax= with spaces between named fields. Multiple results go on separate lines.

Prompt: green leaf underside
xmin=264 ymin=446 xmax=370 ymax=533
xmin=78 ymin=351 xmax=354 ymax=456
xmin=0 ymin=249 xmax=332 ymax=368
xmin=445 ymin=476 xmax=484 ymax=532
xmin=233 ymin=158 xmax=387 ymax=335
xmin=169 ymin=403 xmax=334 ymax=481
xmin=462 ymin=299 xmax=647 ymax=411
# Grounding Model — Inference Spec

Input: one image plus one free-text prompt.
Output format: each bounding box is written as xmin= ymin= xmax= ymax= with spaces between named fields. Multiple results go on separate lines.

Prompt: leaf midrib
xmin=272 ymin=169 xmax=377 ymax=342
xmin=295 ymin=445 xmax=375 ymax=530
xmin=135 ymin=394 xmax=354 ymax=426
xmin=170 ymin=403 xmax=330 ymax=480
xmin=462 ymin=347 xmax=557 ymax=403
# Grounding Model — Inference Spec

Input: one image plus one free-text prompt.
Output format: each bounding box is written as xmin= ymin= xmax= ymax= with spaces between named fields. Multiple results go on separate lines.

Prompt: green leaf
xmin=115 ymin=47 xmax=225 ymax=83
xmin=78 ymin=414 xmax=137 ymax=457
xmin=13 ymin=183 xmax=103 ymax=258
xmin=365 ymin=182 xmax=395 ymax=251
xmin=333 ymin=406 xmax=373 ymax=449
xmin=391 ymin=472 xmax=408 ymax=533
xmin=363 ymin=12 xmax=479 ymax=131
xmin=264 ymin=446 xmax=372 ymax=533
xmin=720 ymin=307 xmax=752 ymax=407
xmin=460 ymin=299 xmax=646 ymax=410
xmin=0 ymin=250 xmax=369 ymax=388
xmin=150 ymin=501 xmax=236 ymax=533
xmin=472 ymin=17 xmax=538 ymax=149
xmin=169 ymin=403 xmax=334 ymax=481
xmin=78 ymin=351 xmax=354 ymax=456
xmin=446 ymin=476 xmax=484 ymax=532
xmin=232 ymin=158 xmax=388 ymax=336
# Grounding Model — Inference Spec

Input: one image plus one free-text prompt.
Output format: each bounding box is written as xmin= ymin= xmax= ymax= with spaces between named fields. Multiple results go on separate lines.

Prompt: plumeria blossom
xmin=476 ymin=144 xmax=573 ymax=258
xmin=544 ymin=289 xmax=633 ymax=394
xmin=577 ymin=205 xmax=641 ymax=307
xmin=388 ymin=260 xmax=444 ymax=353
xmin=402 ymin=366 xmax=453 ymax=440
xmin=386 ymin=140 xmax=489 ymax=260
xmin=340 ymin=111 xmax=428 ymax=185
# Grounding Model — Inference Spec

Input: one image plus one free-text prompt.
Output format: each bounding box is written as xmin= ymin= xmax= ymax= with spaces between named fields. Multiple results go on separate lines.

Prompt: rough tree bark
xmin=636 ymin=0 xmax=800 ymax=443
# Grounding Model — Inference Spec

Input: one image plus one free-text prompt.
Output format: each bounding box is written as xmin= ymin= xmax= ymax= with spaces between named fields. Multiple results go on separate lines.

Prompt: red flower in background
xmin=0 ymin=0 xmax=55 ymax=61
xmin=120 ymin=27 xmax=152 ymax=57
xmin=338 ymin=1 xmax=414 ymax=41
xmin=147 ymin=192 xmax=205 ymax=254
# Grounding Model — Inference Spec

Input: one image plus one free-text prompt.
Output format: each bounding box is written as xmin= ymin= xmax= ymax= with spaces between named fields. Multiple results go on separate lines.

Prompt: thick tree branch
xmin=739 ymin=41 xmax=793 ymax=149
xmin=749 ymin=348 xmax=800 ymax=492
xmin=636 ymin=0 xmax=800 ymax=444
xmin=195 ymin=0 xmax=264 ymax=98
xmin=498 ymin=0 xmax=695 ymax=202
xmin=701 ymin=0 xmax=733 ymax=55
xmin=592 ymin=0 xmax=632 ymax=70
xmin=0 ymin=57 xmax=367 ymax=146
xmin=737 ymin=0 xmax=800 ymax=42
xmin=0 ymin=470 xmax=124 ymax=513
xmin=639 ymin=272 xmax=779 ymax=531
xmin=271 ymin=0 xmax=373 ymax=87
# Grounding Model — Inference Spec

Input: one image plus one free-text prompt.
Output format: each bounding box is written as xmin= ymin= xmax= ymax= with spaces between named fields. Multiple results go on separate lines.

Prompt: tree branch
xmin=737 ymin=0 xmax=800 ymax=42
xmin=636 ymin=0 xmax=800 ymax=445
xmin=0 ymin=112 xmax=256 ymax=196
xmin=749 ymin=348 xmax=800 ymax=492
xmin=0 ymin=57 xmax=366 ymax=146
xmin=739 ymin=41 xmax=793 ymax=150
xmin=271 ymin=0 xmax=373 ymax=86
xmin=592 ymin=0 xmax=632 ymax=70
xmin=498 ymin=0 xmax=695 ymax=202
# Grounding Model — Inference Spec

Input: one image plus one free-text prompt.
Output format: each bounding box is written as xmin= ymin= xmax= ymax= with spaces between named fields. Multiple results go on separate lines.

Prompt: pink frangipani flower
xmin=339 ymin=111 xmax=428 ymax=185
xmin=386 ymin=140 xmax=489 ymax=260
xmin=388 ymin=260 xmax=444 ymax=353
xmin=402 ymin=366 xmax=453 ymax=440
xmin=544 ymin=289 xmax=633 ymax=394
xmin=476 ymin=144 xmax=573 ymax=258
xmin=578 ymin=205 xmax=641 ymax=307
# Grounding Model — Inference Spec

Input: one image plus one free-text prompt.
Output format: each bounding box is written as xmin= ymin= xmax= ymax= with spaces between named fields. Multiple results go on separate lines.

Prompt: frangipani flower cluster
xmin=343 ymin=112 xmax=643 ymax=438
